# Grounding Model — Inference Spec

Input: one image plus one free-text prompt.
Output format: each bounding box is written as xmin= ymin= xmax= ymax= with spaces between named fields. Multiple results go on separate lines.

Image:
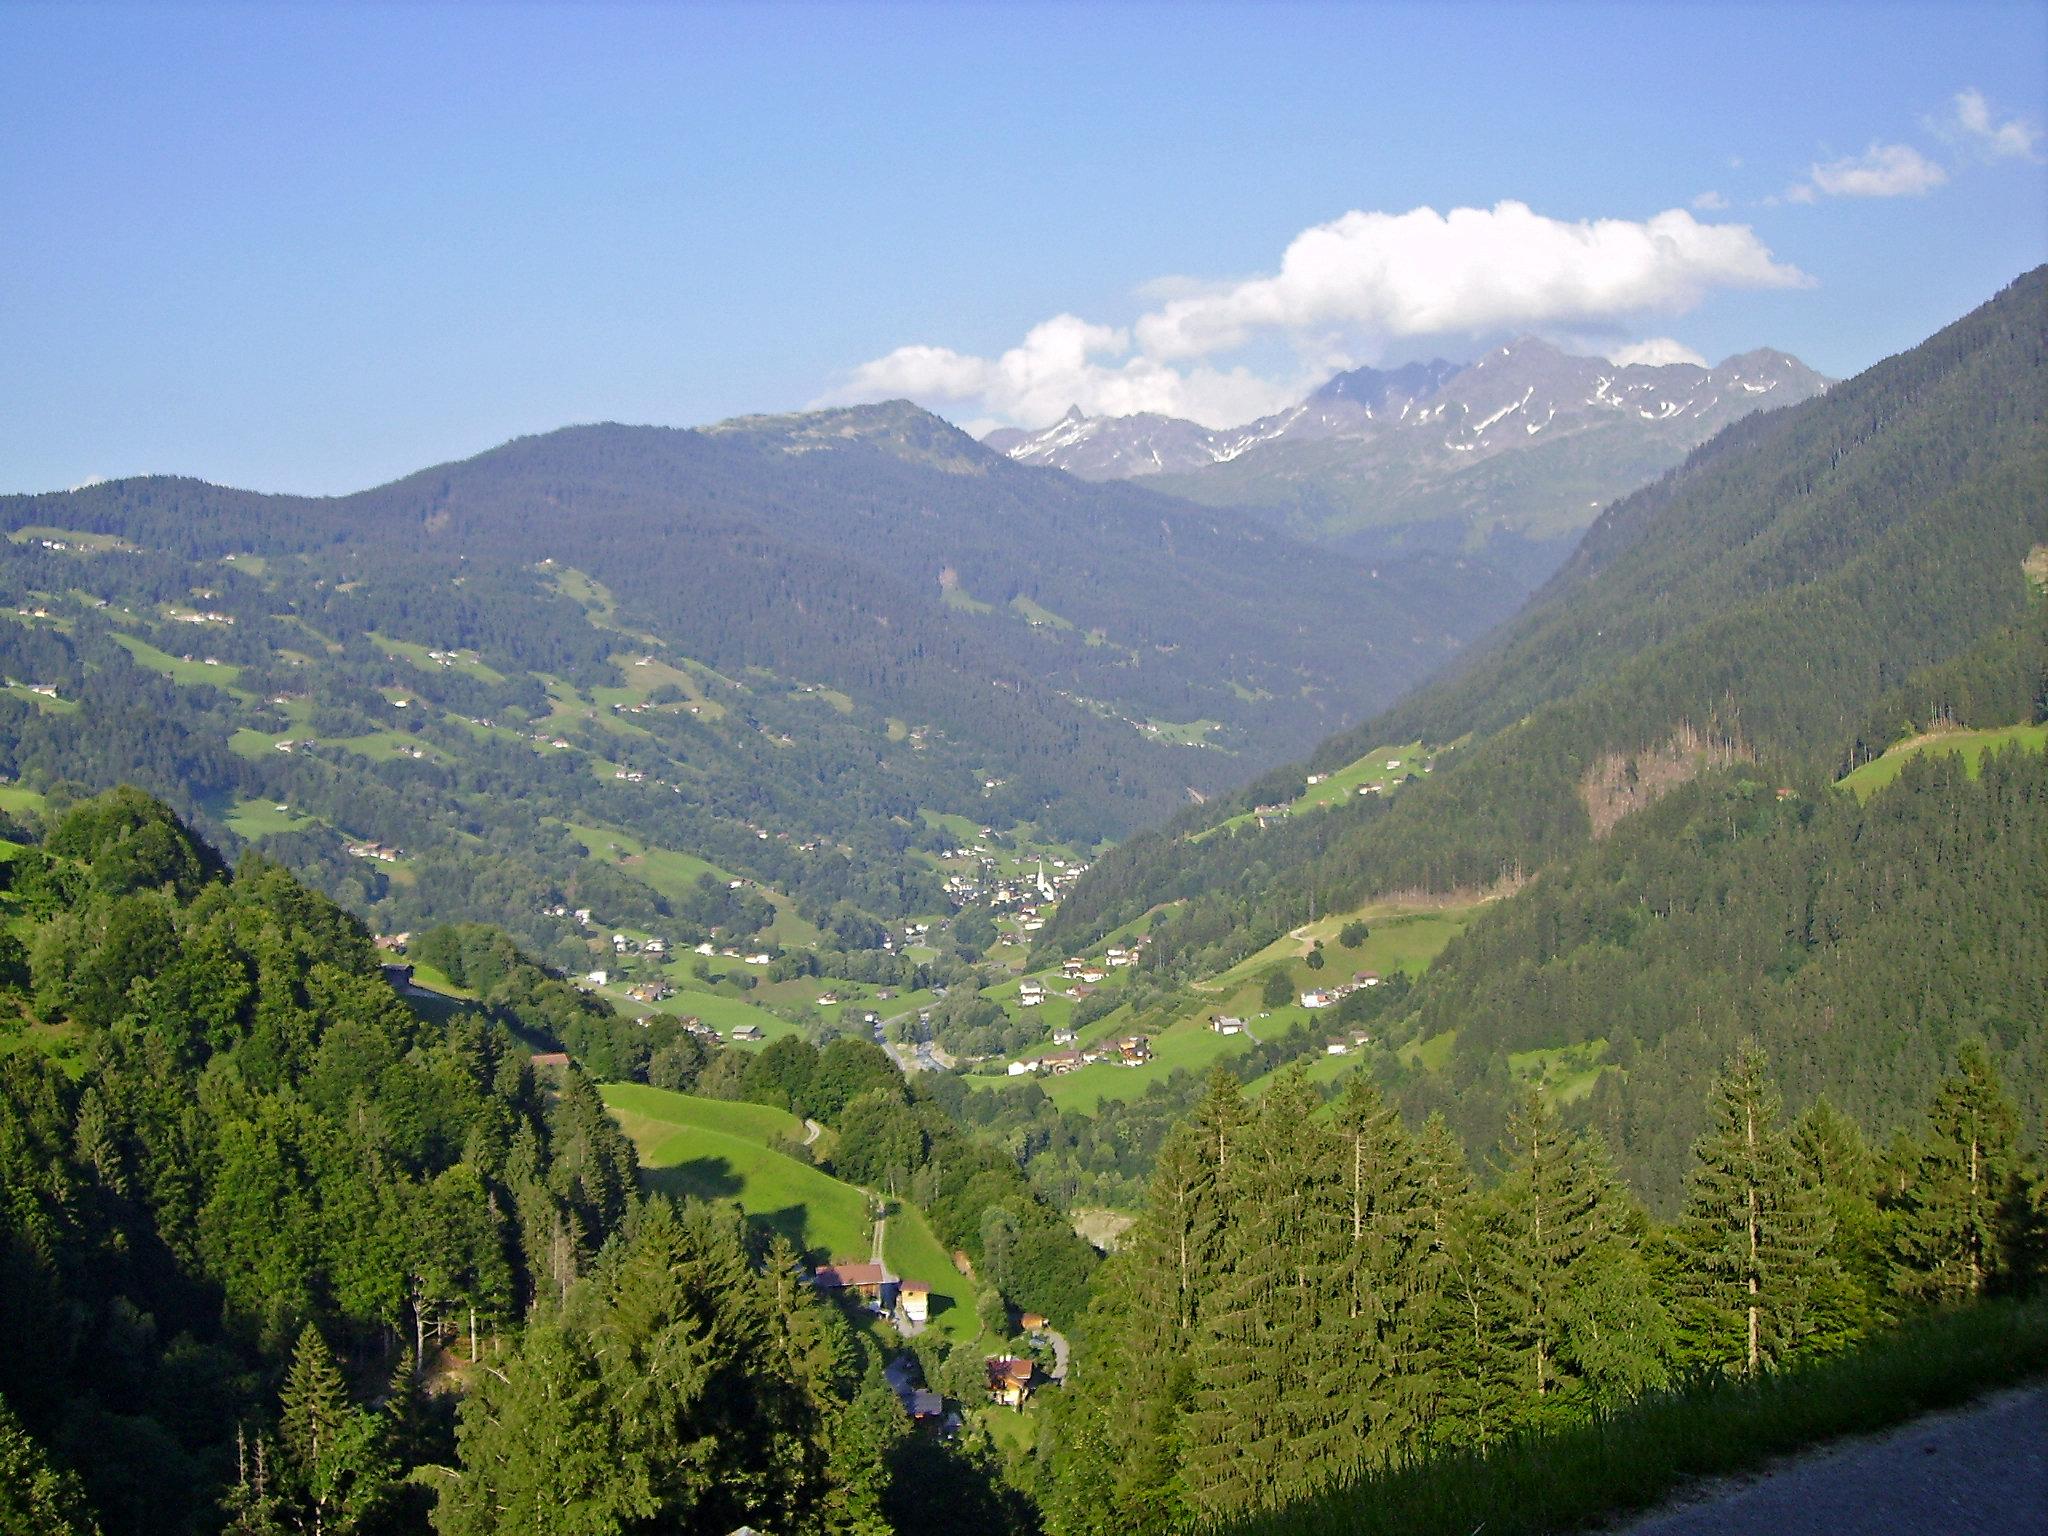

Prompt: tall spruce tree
xmin=1182 ymin=1072 xmax=1333 ymax=1518
xmin=1893 ymin=1043 xmax=2022 ymax=1302
xmin=1319 ymin=1076 xmax=1429 ymax=1463
xmin=1673 ymin=1044 xmax=1836 ymax=1376
xmin=1482 ymin=1095 xmax=1667 ymax=1421
xmin=276 ymin=1325 xmax=392 ymax=1536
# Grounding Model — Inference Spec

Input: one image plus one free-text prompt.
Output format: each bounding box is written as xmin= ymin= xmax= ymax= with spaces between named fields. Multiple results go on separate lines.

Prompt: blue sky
xmin=3 ymin=1 xmax=2042 ymax=494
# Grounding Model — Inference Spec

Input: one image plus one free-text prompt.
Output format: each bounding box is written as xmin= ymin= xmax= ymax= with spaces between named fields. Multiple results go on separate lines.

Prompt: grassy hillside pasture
xmin=600 ymin=1082 xmax=806 ymax=1149
xmin=599 ymin=1085 xmax=977 ymax=1341
xmin=1202 ymin=741 xmax=1437 ymax=838
xmin=1837 ymin=721 xmax=2047 ymax=799
xmin=880 ymin=1201 xmax=978 ymax=1345
xmin=602 ymin=1089 xmax=872 ymax=1261
xmin=111 ymin=631 xmax=252 ymax=695
xmin=0 ymin=783 xmax=47 ymax=818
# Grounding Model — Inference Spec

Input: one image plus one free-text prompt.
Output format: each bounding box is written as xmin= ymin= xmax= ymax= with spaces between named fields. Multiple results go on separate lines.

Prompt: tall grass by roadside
xmin=1216 ymin=1299 xmax=2048 ymax=1536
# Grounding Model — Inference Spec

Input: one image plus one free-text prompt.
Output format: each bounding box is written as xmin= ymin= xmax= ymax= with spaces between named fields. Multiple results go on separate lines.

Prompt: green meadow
xmin=1837 ymin=721 xmax=2047 ymax=799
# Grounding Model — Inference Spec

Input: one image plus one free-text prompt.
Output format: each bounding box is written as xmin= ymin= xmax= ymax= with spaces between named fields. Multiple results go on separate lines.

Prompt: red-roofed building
xmin=810 ymin=1261 xmax=897 ymax=1312
xmin=986 ymin=1355 xmax=1034 ymax=1409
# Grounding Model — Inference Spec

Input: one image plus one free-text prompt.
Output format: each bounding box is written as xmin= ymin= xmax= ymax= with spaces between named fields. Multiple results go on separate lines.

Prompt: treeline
xmin=1044 ymin=1043 xmax=2048 ymax=1532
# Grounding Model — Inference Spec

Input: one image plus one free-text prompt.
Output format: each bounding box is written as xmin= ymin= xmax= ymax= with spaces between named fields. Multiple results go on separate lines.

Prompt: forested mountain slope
xmin=4 ymin=403 xmax=1498 ymax=823
xmin=0 ymin=403 xmax=1517 ymax=965
xmin=1044 ymin=266 xmax=2047 ymax=960
xmin=0 ymin=789 xmax=1076 ymax=1536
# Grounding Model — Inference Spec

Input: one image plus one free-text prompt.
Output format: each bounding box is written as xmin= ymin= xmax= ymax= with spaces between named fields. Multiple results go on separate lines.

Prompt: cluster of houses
xmin=1299 ymin=971 xmax=1382 ymax=1010
xmin=937 ymin=842 xmax=1089 ymax=920
xmin=345 ymin=840 xmax=405 ymax=863
xmin=882 ymin=920 xmax=932 ymax=955
xmin=170 ymin=609 xmax=235 ymax=625
xmin=694 ymin=940 xmax=775 ymax=966
xmin=808 ymin=1261 xmax=933 ymax=1327
xmin=1009 ymin=1033 xmax=1151 ymax=1076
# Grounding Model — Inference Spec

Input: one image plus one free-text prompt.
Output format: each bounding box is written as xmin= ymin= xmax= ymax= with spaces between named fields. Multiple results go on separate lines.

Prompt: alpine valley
xmin=1 ymin=257 xmax=2043 ymax=1536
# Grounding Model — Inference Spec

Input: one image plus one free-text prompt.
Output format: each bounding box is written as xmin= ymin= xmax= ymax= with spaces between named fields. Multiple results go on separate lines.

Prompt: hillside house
xmin=1020 ymin=1312 xmax=1048 ymax=1334
xmin=1210 ymin=1015 xmax=1244 ymax=1035
xmin=986 ymin=1355 xmax=1034 ymax=1410
xmin=1007 ymin=1060 xmax=1036 ymax=1077
xmin=899 ymin=1281 xmax=931 ymax=1324
xmin=811 ymin=1261 xmax=897 ymax=1313
xmin=1301 ymin=989 xmax=1336 ymax=1009
xmin=1042 ymin=1049 xmax=1084 ymax=1075
xmin=1051 ymin=1027 xmax=1078 ymax=1045
xmin=1353 ymin=971 xmax=1382 ymax=987
xmin=1116 ymin=1036 xmax=1152 ymax=1065
xmin=730 ymin=1024 xmax=764 ymax=1042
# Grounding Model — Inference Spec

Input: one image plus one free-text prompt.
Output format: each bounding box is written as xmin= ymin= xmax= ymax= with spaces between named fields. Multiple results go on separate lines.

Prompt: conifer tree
xmin=1081 ymin=1068 xmax=1247 ymax=1531
xmin=1182 ymin=1072 xmax=1334 ymax=1518
xmin=1319 ymin=1076 xmax=1427 ymax=1462
xmin=1894 ymin=1043 xmax=2022 ymax=1301
xmin=1407 ymin=1113 xmax=1481 ymax=1444
xmin=277 ymin=1324 xmax=392 ymax=1536
xmin=1674 ymin=1044 xmax=1836 ymax=1376
xmin=1483 ymin=1095 xmax=1667 ymax=1419
xmin=824 ymin=1361 xmax=906 ymax=1536
xmin=1791 ymin=1095 xmax=1891 ymax=1336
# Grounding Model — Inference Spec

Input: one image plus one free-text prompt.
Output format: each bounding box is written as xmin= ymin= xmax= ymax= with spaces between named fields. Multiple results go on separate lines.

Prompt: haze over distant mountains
xmin=986 ymin=339 xmax=1830 ymax=583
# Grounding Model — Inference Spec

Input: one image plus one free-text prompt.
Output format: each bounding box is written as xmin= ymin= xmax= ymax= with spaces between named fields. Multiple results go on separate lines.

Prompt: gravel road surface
xmin=1617 ymin=1383 xmax=2046 ymax=1535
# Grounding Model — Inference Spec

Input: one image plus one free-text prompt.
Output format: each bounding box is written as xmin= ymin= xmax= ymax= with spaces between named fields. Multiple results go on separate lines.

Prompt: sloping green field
xmin=599 ymin=1083 xmax=871 ymax=1261
xmin=1838 ymin=722 xmax=2046 ymax=799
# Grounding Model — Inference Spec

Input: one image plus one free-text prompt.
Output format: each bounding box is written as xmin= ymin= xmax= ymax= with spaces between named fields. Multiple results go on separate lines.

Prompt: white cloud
xmin=1949 ymin=87 xmax=2041 ymax=160
xmin=821 ymin=200 xmax=1808 ymax=429
xmin=1798 ymin=143 xmax=1948 ymax=199
xmin=1608 ymin=337 xmax=1710 ymax=368
xmin=1692 ymin=190 xmax=1729 ymax=211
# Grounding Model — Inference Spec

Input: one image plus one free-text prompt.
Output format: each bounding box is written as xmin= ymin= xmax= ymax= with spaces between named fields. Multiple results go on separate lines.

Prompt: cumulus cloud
xmin=1608 ymin=337 xmax=1710 ymax=368
xmin=820 ymin=200 xmax=1808 ymax=429
xmin=1949 ymin=87 xmax=2041 ymax=160
xmin=829 ymin=314 xmax=1306 ymax=427
xmin=1796 ymin=143 xmax=1949 ymax=200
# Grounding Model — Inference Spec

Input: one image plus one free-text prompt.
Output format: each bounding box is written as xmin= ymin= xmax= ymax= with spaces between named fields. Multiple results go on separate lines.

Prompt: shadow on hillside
xmin=644 ymin=1154 xmax=744 ymax=1206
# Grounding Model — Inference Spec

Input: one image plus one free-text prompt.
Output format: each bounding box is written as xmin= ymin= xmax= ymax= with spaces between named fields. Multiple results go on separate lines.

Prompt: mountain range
xmin=987 ymin=338 xmax=1830 ymax=583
